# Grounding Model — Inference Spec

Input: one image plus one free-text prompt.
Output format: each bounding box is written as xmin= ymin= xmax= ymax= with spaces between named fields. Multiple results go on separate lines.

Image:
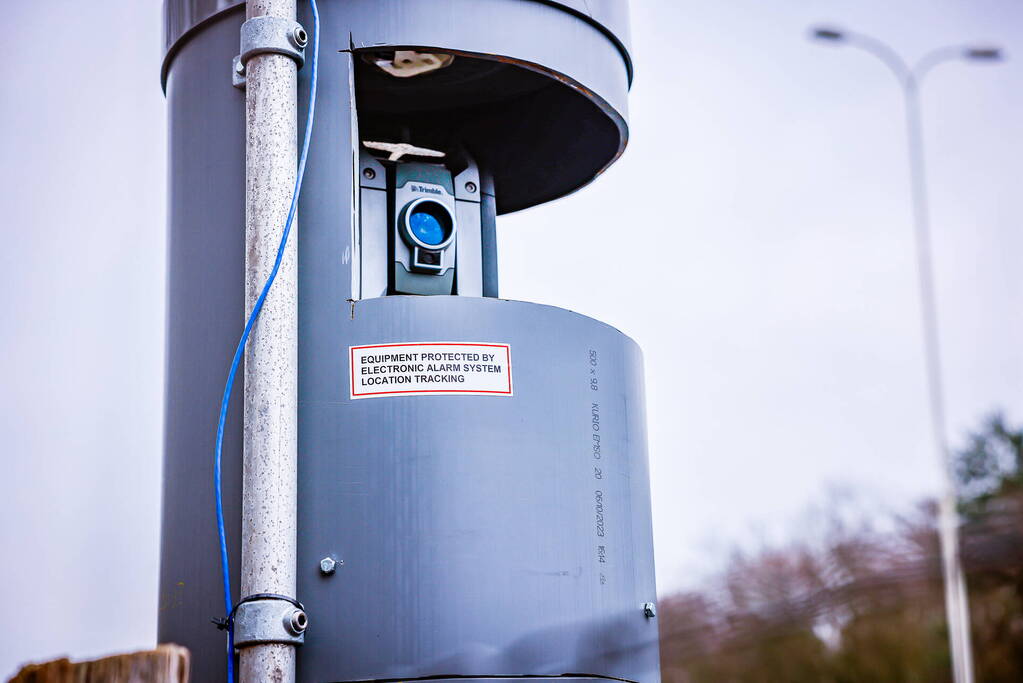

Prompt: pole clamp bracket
xmin=233 ymin=16 xmax=308 ymax=89
xmin=230 ymin=593 xmax=308 ymax=648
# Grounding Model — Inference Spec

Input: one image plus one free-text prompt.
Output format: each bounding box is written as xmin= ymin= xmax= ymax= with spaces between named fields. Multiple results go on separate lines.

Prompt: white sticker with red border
xmin=350 ymin=342 xmax=513 ymax=399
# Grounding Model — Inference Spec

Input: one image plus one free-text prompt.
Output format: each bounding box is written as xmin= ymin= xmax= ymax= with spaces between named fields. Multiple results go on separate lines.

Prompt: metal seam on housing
xmin=326 ymin=673 xmax=643 ymax=683
xmin=160 ymin=1 xmax=633 ymax=91
xmin=163 ymin=3 xmax=246 ymax=90
xmin=534 ymin=0 xmax=634 ymax=84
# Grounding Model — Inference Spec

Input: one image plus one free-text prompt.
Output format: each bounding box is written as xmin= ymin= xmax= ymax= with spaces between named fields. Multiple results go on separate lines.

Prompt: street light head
xmin=964 ymin=46 xmax=1004 ymax=62
xmin=811 ymin=26 xmax=846 ymax=42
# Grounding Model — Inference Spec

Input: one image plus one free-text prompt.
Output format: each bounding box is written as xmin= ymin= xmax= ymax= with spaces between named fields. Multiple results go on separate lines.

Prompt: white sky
xmin=1 ymin=0 xmax=1020 ymax=677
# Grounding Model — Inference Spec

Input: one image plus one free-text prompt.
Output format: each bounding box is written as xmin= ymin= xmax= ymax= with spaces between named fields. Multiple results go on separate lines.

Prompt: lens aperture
xmin=402 ymin=199 xmax=455 ymax=253
xmin=409 ymin=210 xmax=447 ymax=246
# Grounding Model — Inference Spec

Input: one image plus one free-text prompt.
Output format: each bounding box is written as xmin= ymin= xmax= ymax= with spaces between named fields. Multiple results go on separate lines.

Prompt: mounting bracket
xmin=233 ymin=16 xmax=308 ymax=89
xmin=232 ymin=594 xmax=308 ymax=648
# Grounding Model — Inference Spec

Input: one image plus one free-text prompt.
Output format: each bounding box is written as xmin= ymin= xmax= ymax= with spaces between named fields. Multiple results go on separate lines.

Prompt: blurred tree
xmin=658 ymin=413 xmax=1023 ymax=683
xmin=956 ymin=413 xmax=1023 ymax=515
xmin=956 ymin=414 xmax=1023 ymax=683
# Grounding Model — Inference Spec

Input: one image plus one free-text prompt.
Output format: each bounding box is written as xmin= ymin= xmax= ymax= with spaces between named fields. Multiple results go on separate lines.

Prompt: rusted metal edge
xmin=159 ymin=7 xmax=629 ymax=214
xmin=340 ymin=42 xmax=630 ymax=214
xmin=427 ymin=45 xmax=630 ymax=214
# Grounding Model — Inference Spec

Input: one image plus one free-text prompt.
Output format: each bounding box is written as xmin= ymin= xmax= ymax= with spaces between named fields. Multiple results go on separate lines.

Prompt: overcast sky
xmin=1 ymin=0 xmax=1020 ymax=677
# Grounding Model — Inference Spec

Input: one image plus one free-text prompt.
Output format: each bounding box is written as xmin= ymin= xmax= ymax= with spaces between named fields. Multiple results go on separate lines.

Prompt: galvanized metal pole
xmin=811 ymin=31 xmax=997 ymax=683
xmin=241 ymin=0 xmax=299 ymax=681
xmin=904 ymin=80 xmax=975 ymax=683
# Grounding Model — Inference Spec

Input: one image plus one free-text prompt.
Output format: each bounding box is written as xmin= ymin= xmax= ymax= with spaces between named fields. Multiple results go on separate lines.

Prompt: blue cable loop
xmin=214 ymin=1 xmax=319 ymax=680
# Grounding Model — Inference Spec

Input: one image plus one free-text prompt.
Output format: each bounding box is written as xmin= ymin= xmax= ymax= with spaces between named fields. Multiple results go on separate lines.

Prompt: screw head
xmin=319 ymin=557 xmax=339 ymax=574
xmin=363 ymin=168 xmax=376 ymax=180
xmin=643 ymin=602 xmax=657 ymax=618
xmin=464 ymin=181 xmax=477 ymax=194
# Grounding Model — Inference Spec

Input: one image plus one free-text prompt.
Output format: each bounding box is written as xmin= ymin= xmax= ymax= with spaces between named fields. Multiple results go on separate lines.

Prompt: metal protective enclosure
xmin=159 ymin=1 xmax=659 ymax=681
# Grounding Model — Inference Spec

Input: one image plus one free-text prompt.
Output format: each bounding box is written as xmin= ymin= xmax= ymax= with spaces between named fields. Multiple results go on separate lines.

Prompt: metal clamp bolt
xmin=285 ymin=609 xmax=308 ymax=636
xmin=233 ymin=16 xmax=308 ymax=89
xmin=233 ymin=596 xmax=307 ymax=647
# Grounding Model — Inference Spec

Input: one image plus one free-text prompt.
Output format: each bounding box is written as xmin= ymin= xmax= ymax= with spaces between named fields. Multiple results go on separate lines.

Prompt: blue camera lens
xmin=409 ymin=209 xmax=447 ymax=246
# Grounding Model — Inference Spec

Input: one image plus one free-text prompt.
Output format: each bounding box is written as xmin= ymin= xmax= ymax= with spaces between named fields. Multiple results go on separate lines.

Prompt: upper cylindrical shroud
xmin=162 ymin=0 xmax=633 ymax=213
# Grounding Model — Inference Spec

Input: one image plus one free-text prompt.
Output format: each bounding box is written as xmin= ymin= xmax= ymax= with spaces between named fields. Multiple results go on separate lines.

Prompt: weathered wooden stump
xmin=8 ymin=644 xmax=189 ymax=683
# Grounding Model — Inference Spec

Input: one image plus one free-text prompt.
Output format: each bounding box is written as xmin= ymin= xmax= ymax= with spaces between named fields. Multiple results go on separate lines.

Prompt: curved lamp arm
xmin=810 ymin=26 xmax=1004 ymax=90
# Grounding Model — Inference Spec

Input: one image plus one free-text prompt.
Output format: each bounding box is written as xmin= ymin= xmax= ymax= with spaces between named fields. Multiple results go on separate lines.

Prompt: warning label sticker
xmin=350 ymin=342 xmax=513 ymax=399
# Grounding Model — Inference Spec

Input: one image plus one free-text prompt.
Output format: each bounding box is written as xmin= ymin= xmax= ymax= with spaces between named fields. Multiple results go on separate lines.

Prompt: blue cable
xmin=214 ymin=1 xmax=319 ymax=681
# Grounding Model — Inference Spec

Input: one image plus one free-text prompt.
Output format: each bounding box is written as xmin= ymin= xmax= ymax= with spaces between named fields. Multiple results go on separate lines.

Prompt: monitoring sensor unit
xmin=359 ymin=145 xmax=487 ymax=298
xmin=392 ymin=162 xmax=458 ymax=293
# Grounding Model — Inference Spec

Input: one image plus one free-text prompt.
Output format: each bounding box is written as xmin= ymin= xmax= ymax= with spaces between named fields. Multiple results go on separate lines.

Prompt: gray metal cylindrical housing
xmin=158 ymin=2 xmax=658 ymax=682
xmin=297 ymin=296 xmax=659 ymax=682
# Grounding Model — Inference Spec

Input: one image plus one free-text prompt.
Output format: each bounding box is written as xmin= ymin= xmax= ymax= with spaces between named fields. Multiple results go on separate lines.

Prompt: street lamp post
xmin=810 ymin=26 xmax=1004 ymax=683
